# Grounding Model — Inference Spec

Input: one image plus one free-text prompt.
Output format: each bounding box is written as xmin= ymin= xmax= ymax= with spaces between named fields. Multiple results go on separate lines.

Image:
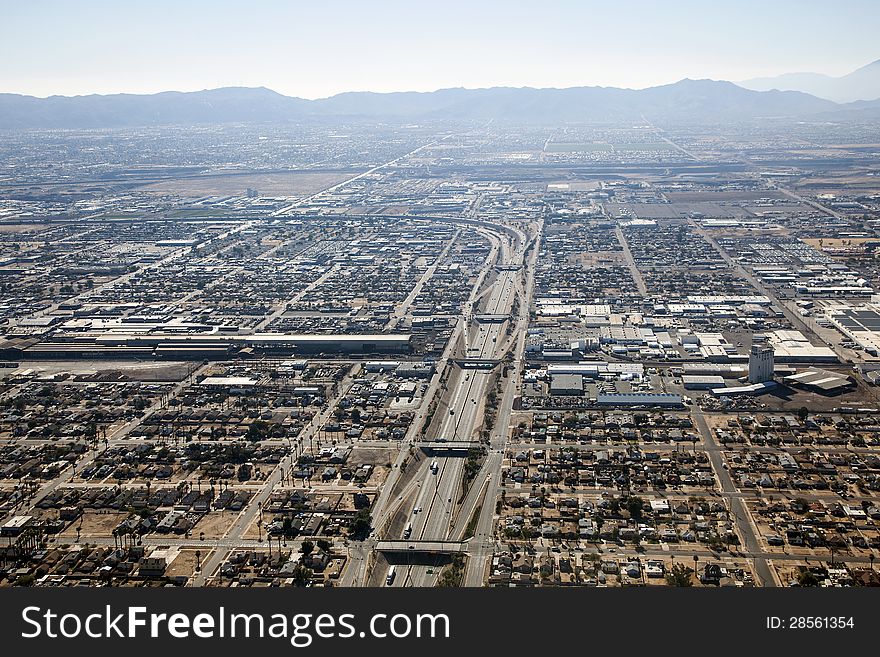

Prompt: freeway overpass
xmin=415 ymin=440 xmax=482 ymax=454
xmin=375 ymin=540 xmax=466 ymax=555
xmin=454 ymin=358 xmax=501 ymax=370
xmin=474 ymin=314 xmax=509 ymax=323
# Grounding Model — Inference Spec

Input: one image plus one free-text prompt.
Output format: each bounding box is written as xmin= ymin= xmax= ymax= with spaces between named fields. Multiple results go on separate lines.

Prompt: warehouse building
xmin=547 ymin=362 xmax=643 ymax=381
xmin=783 ymin=369 xmax=854 ymax=395
xmin=826 ymin=305 xmax=880 ymax=356
xmin=550 ymin=373 xmax=584 ymax=396
xmin=766 ymin=330 xmax=837 ymax=363
xmin=0 ymin=333 xmax=413 ymax=360
xmin=683 ymin=375 xmax=726 ymax=390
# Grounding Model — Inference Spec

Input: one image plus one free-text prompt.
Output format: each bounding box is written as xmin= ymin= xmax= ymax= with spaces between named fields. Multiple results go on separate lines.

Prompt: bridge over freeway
xmin=453 ymin=358 xmax=500 ymax=370
xmin=474 ymin=314 xmax=509 ymax=323
xmin=414 ymin=440 xmax=482 ymax=454
xmin=375 ymin=540 xmax=466 ymax=555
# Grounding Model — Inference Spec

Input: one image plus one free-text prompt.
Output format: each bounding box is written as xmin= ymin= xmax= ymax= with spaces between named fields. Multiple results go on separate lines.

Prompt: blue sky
xmin=2 ymin=0 xmax=879 ymax=98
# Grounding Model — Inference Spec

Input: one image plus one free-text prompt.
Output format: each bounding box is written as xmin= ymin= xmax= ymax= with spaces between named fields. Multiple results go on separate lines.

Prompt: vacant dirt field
xmin=137 ymin=171 xmax=363 ymax=197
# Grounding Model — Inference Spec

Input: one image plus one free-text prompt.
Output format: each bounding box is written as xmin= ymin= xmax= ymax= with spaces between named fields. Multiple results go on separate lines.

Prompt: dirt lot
xmin=351 ymin=446 xmax=396 ymax=468
xmin=194 ymin=510 xmax=237 ymax=539
xmin=803 ymin=237 xmax=877 ymax=248
xmin=166 ymin=548 xmax=205 ymax=579
xmin=138 ymin=171 xmax=362 ymax=197
xmin=0 ymin=223 xmax=46 ymax=234
xmin=57 ymin=511 xmax=129 ymax=539
xmin=16 ymin=360 xmax=190 ymax=382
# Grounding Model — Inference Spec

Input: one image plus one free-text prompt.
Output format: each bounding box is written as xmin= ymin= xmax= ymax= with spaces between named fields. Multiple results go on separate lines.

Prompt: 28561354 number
xmin=788 ymin=617 xmax=854 ymax=629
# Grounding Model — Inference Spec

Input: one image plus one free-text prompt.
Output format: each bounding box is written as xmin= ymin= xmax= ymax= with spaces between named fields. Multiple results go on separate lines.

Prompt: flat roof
xmin=246 ymin=334 xmax=411 ymax=343
xmin=199 ymin=376 xmax=258 ymax=387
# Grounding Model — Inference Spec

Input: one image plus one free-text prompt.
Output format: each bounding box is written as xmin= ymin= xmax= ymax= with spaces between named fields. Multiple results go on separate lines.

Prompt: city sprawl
xmin=2 ymin=116 xmax=880 ymax=589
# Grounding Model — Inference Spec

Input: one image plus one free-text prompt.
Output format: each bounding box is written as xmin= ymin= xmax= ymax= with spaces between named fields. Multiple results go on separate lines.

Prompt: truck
xmin=386 ymin=565 xmax=396 ymax=585
xmin=430 ymin=460 xmax=439 ymax=474
xmin=403 ymin=523 xmax=412 ymax=539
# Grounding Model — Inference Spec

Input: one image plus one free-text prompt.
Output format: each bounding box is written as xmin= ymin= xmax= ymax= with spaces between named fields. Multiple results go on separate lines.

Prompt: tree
xmin=665 ymin=563 xmax=694 ymax=587
xmin=626 ymin=495 xmax=645 ymax=521
xmin=349 ymin=508 xmax=372 ymax=540
xmin=301 ymin=540 xmax=314 ymax=556
xmin=246 ymin=420 xmax=271 ymax=442
xmin=291 ymin=563 xmax=312 ymax=587
xmin=316 ymin=539 xmax=331 ymax=553
xmin=797 ymin=569 xmax=819 ymax=587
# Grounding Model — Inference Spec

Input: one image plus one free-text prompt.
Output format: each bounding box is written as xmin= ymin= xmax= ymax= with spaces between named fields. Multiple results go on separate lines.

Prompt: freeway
xmin=337 ymin=225 xmax=509 ymax=587
xmin=460 ymin=220 xmax=540 ymax=586
xmin=393 ymin=227 xmax=528 ymax=587
xmin=335 ymin=217 xmax=529 ymax=588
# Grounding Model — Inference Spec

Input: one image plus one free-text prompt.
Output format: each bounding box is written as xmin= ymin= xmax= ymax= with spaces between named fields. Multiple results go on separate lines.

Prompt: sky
xmin=2 ymin=0 xmax=879 ymax=98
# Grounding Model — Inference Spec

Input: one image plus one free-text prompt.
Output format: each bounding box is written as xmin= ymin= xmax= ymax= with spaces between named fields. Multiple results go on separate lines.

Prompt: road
xmin=460 ymin=220 xmax=540 ymax=586
xmin=393 ymin=226 xmax=528 ymax=587
xmin=271 ymin=137 xmax=451 ymax=217
xmin=691 ymin=408 xmax=777 ymax=586
xmin=193 ymin=365 xmax=360 ymax=585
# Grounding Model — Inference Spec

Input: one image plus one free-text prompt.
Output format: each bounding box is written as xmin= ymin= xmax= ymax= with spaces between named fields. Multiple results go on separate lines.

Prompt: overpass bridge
xmin=375 ymin=540 xmax=466 ymax=555
xmin=474 ymin=314 xmax=509 ymax=323
xmin=454 ymin=358 xmax=500 ymax=370
xmin=415 ymin=440 xmax=482 ymax=454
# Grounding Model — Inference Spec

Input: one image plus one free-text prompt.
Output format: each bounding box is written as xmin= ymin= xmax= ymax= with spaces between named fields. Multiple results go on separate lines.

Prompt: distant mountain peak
xmin=0 ymin=79 xmax=842 ymax=130
xmin=740 ymin=57 xmax=880 ymax=103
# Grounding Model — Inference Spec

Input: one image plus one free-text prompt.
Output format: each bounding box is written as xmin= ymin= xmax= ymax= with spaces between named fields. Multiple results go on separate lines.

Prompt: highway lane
xmin=336 ymin=219 xmax=527 ymax=587
xmin=396 ymin=242 xmax=525 ymax=586
xmin=461 ymin=221 xmax=539 ymax=585
xmin=338 ymin=228 xmax=509 ymax=587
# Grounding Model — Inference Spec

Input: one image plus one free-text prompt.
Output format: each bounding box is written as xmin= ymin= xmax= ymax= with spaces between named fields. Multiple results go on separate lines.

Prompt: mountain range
xmin=741 ymin=58 xmax=880 ymax=103
xmin=1 ymin=75 xmax=879 ymax=130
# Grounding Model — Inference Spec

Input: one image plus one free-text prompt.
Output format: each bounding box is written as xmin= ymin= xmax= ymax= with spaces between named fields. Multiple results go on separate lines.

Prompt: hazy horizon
xmin=3 ymin=0 xmax=880 ymax=99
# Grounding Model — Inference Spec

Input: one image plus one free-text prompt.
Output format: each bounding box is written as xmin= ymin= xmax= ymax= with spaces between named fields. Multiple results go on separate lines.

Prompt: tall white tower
xmin=748 ymin=344 xmax=774 ymax=383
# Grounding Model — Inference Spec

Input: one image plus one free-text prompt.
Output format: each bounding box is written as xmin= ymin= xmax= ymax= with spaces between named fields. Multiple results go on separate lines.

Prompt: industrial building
xmin=748 ymin=344 xmax=775 ymax=383
xmin=826 ymin=304 xmax=880 ymax=356
xmin=0 ymin=333 xmax=413 ymax=360
xmin=683 ymin=375 xmax=726 ymax=390
xmin=783 ymin=368 xmax=854 ymax=395
xmin=546 ymin=362 xmax=643 ymax=381
xmin=549 ymin=373 xmax=584 ymax=395
xmin=766 ymin=330 xmax=837 ymax=363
